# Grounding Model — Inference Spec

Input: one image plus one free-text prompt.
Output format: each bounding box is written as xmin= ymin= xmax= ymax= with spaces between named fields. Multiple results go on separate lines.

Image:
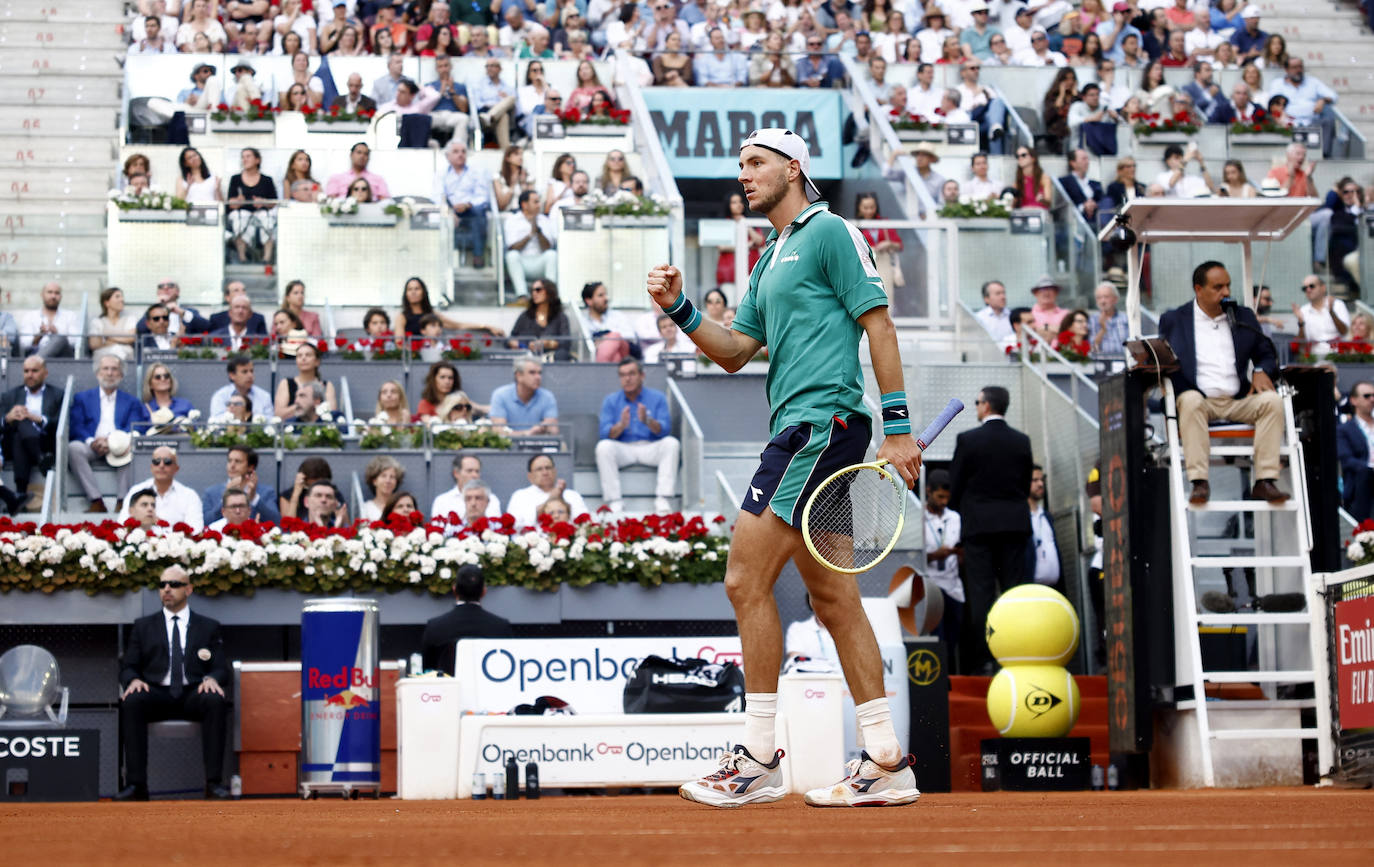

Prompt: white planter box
xmin=1227 ymin=132 xmax=1293 ymax=147
xmin=896 ymin=129 xmax=945 ymax=143
xmin=304 ymin=121 xmax=371 ymax=134
xmin=209 ymin=118 xmax=275 ymax=133
xmin=117 ymin=209 xmax=189 ymax=222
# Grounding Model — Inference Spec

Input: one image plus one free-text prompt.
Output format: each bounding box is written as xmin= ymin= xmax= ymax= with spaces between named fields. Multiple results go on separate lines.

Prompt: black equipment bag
xmin=622 ymin=655 xmax=745 ymax=714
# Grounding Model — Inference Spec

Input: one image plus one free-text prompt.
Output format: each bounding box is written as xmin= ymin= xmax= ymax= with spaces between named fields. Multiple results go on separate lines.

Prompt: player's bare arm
xmin=860 ymin=306 xmax=922 ymax=488
xmin=647 ymin=264 xmax=762 ymax=372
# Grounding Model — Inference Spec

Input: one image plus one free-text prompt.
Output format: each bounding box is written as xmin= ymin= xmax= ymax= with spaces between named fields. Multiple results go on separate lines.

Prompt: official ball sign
xmin=979 ymin=737 xmax=1091 ymax=791
xmin=1335 ymin=594 xmax=1374 ymax=730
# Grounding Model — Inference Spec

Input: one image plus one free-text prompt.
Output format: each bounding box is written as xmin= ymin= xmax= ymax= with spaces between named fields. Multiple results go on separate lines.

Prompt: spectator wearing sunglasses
xmin=1337 ymin=381 xmax=1374 ymax=521
xmin=139 ymin=303 xmax=176 ymax=352
xmin=118 ymin=445 xmax=205 ymax=531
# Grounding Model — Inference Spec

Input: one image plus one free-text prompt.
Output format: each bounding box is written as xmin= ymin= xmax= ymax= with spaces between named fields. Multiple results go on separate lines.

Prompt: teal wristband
xmin=881 ymin=391 xmax=911 ymax=435
xmin=666 ymin=294 xmax=702 ymax=334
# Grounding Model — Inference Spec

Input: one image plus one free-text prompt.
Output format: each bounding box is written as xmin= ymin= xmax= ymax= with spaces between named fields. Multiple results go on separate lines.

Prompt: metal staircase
xmin=0 ymin=0 xmax=124 ymax=307
xmin=1162 ymin=380 xmax=1334 ymax=786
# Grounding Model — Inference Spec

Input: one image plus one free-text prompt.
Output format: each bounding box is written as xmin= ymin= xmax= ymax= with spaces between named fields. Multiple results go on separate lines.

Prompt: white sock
xmin=855 ymin=697 xmax=902 ymax=767
xmin=742 ymin=692 xmax=778 ymax=761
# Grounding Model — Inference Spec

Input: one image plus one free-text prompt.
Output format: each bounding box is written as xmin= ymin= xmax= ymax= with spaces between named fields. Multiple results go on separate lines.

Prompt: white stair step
xmin=0 ymin=240 xmax=104 ymax=268
xmin=0 ymin=106 xmax=118 ymax=135
xmin=1189 ymin=555 xmax=1308 ymax=568
xmin=0 ymin=213 xmax=105 ymax=234
xmin=0 ymin=176 xmax=114 ymax=200
xmin=1209 ymin=728 xmax=1322 ymax=740
xmin=0 ymin=136 xmax=116 ymax=163
xmin=1176 ymin=698 xmax=1317 ymax=711
xmin=1189 ymin=499 xmax=1300 ymax=512
xmin=0 ymin=23 xmax=126 ymax=48
xmin=1203 ymin=670 xmax=1316 ymax=683
xmin=0 ymin=51 xmax=120 ymax=75
xmin=1195 ymin=612 xmax=1312 ymax=626
xmin=0 ymin=196 xmax=109 ymax=215
xmin=0 ymin=9 xmax=128 ymax=25
xmin=0 ymin=74 xmax=122 ymax=105
xmin=1209 ymin=445 xmax=1293 ymax=457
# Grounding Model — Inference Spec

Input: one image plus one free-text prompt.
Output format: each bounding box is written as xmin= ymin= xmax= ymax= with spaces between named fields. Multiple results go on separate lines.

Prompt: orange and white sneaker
xmin=678 ymin=745 xmax=786 ymax=808
xmin=804 ymin=752 xmax=922 ymax=807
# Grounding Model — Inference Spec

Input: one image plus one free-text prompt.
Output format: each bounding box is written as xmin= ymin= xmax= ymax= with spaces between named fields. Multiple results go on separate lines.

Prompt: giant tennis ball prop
xmin=985 ymin=664 xmax=1080 ymax=737
xmin=985 ymin=584 xmax=1080 ymax=666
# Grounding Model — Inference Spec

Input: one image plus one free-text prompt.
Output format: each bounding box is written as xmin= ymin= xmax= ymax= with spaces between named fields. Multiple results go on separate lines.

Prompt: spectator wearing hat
xmin=227 ymin=60 xmax=263 ymax=112
xmin=959 ymin=2 xmax=1001 ymax=60
xmin=420 ymin=564 xmax=514 ymax=676
xmin=1028 ymin=277 xmax=1069 ymax=343
xmin=906 ymin=142 xmax=945 ymax=204
xmin=914 ymin=7 xmax=954 ymax=63
xmin=1229 ymin=5 xmax=1267 ymax=61
xmin=118 ymin=446 xmax=205 ymax=531
xmin=176 ymin=62 xmax=220 ymax=110
xmin=1097 ymin=2 xmax=1142 ymax=64
xmin=1003 ymin=6 xmax=1037 ymax=57
xmin=69 ymin=355 xmax=149 ymax=513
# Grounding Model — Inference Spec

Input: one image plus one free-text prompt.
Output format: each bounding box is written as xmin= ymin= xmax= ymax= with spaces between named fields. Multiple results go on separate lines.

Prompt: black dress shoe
xmin=206 ymin=784 xmax=232 ymax=800
xmin=0 ymin=486 xmax=22 ymax=515
xmin=115 ymin=785 xmax=149 ymax=801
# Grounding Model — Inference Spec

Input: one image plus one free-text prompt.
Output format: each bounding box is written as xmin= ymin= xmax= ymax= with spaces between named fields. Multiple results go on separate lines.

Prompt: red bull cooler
xmin=300 ymin=598 xmax=381 ymax=799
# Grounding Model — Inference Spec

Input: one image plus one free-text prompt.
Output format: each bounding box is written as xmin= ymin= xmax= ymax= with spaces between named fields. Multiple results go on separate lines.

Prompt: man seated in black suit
xmin=116 ymin=565 xmax=231 ymax=800
xmin=1158 ymin=261 xmax=1288 ymax=506
xmin=949 ymin=385 xmax=1033 ymax=674
xmin=206 ymin=279 xmax=268 ymax=334
xmin=1059 ymin=147 xmax=1105 ymax=224
xmin=139 ymin=303 xmax=177 ymax=352
xmin=1337 ymin=380 xmax=1374 ymax=521
xmin=0 ymin=355 xmax=63 ymax=510
xmin=420 ymin=564 xmax=514 ymax=676
xmin=1208 ymin=81 xmax=1263 ymax=126
xmin=332 ymin=72 xmax=378 ymax=115
xmin=208 ymin=294 xmax=268 ymax=353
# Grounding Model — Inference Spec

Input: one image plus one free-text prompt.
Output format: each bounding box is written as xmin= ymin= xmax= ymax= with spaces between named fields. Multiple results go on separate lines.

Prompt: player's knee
xmin=723 ymin=569 xmax=771 ymax=607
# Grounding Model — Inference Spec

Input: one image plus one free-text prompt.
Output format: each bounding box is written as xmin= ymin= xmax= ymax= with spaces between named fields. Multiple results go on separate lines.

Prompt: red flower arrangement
xmin=557 ymin=105 xmax=631 ymax=127
xmin=1131 ymin=110 xmax=1199 ymax=136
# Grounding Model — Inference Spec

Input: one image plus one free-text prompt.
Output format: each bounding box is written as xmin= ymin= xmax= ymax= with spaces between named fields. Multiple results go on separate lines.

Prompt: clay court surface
xmin=2 ymin=789 xmax=1372 ymax=864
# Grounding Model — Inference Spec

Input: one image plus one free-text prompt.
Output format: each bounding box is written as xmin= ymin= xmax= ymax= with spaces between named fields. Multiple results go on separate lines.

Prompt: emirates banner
xmin=1335 ymin=593 xmax=1374 ymax=730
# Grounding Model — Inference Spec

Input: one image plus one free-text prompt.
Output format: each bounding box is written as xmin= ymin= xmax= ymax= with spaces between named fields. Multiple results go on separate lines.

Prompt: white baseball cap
xmin=740 ymin=127 xmax=822 ymax=202
xmin=1241 ymin=4 xmax=1261 ymax=18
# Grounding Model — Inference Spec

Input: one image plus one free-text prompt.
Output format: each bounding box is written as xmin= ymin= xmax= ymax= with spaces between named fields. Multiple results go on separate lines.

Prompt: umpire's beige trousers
xmin=1176 ymin=389 xmax=1283 ymax=482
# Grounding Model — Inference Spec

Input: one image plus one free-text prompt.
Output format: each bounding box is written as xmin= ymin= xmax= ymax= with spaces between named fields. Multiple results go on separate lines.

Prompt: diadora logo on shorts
xmin=779 ymin=254 xmax=800 ymax=264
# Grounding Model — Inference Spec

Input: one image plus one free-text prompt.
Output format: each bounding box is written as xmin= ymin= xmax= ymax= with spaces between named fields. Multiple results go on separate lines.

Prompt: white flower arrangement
xmin=110 ymin=186 xmax=190 ymax=212
xmin=1346 ymin=530 xmax=1374 ymax=564
xmin=583 ymin=188 xmax=671 ymax=218
xmin=317 ymin=194 xmax=360 ymax=216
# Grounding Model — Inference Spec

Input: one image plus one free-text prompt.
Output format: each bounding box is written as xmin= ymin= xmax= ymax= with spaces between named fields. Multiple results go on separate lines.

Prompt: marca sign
xmin=454 ymin=637 xmax=744 ymax=713
xmin=642 ymin=88 xmax=843 ymax=180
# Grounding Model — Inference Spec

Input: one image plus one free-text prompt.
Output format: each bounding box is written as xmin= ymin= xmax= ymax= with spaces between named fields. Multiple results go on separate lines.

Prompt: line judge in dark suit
xmin=949 ymin=385 xmax=1033 ymax=674
xmin=0 ymin=355 xmax=64 ymax=508
xmin=117 ymin=565 xmax=231 ymax=801
xmin=420 ymin=564 xmax=514 ymax=676
xmin=1158 ymin=260 xmax=1288 ymax=507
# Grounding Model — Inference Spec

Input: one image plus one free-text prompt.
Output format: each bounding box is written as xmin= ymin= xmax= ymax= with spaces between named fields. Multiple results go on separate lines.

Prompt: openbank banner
xmin=641 ymin=88 xmax=844 ymax=180
xmin=458 ymin=714 xmax=752 ymax=792
xmin=453 ymin=637 xmax=744 ymax=713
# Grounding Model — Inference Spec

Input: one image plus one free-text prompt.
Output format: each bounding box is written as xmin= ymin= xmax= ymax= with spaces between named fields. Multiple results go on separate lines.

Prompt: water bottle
xmin=230 ymin=774 xmax=242 ymax=799
xmin=409 ymin=653 xmax=423 ymax=676
xmin=1107 ymin=763 xmax=1120 ymax=790
xmin=524 ymin=762 xmax=540 ymax=800
xmin=471 ymin=772 xmax=487 ymax=800
xmin=505 ymin=757 xmax=520 ymax=801
xmin=1090 ymin=764 xmax=1105 ymax=791
xmin=491 ymin=770 xmax=505 ymax=800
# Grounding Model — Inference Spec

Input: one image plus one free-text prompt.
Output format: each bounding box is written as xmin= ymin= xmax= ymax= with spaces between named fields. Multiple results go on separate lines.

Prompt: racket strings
xmin=807 ymin=467 xmax=904 ymax=571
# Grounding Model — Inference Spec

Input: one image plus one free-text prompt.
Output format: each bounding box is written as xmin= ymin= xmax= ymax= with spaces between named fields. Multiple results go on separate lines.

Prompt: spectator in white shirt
xmin=130 ymin=0 xmax=178 ymax=42
xmin=964 ymin=152 xmax=1002 ymax=200
xmin=504 ymin=190 xmax=557 ymax=300
xmin=208 ymin=487 xmax=250 ymax=531
xmin=19 ymin=282 xmax=82 ymax=359
xmin=975 ymin=280 xmax=1014 ymax=340
xmin=129 ymin=15 xmax=178 ymax=54
xmin=922 ymin=469 xmax=964 ymax=649
xmin=506 ymin=453 xmax=588 ymax=527
xmin=1003 ymin=6 xmax=1037 ymax=56
xmin=1027 ymin=465 xmax=1060 ymax=586
xmin=1015 ymin=26 xmax=1067 ymax=66
xmin=208 ymin=356 xmax=274 ymax=419
xmin=431 ymin=453 xmax=502 ymax=527
xmin=908 ymin=63 xmax=943 ymax=120
xmin=119 ymin=446 xmax=205 ymax=531
xmin=1153 ymin=143 xmax=1216 ymax=198
xmin=1294 ymin=274 xmax=1349 ymax=356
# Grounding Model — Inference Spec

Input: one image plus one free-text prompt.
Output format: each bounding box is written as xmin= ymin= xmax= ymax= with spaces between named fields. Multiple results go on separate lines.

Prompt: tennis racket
xmin=801 ymin=398 xmax=965 ymax=574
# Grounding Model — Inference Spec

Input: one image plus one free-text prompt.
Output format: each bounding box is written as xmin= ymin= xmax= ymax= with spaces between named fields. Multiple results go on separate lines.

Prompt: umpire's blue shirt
xmin=599 ymin=387 xmax=671 ymax=442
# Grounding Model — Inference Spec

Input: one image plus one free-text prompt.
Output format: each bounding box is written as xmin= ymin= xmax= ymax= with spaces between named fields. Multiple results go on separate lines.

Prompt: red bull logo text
xmin=307 ymin=666 xmax=378 ymax=690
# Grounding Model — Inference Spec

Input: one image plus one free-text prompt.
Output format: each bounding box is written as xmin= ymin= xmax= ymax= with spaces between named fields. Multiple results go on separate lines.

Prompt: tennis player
xmin=647 ymin=128 xmax=924 ymax=808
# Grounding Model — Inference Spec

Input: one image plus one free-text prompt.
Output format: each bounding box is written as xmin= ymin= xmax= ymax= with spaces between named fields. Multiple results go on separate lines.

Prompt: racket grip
xmin=914 ymin=399 xmax=964 ymax=451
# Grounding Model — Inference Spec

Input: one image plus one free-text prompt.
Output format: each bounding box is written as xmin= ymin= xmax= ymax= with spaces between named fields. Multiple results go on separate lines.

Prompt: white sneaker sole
xmin=678 ymin=783 xmax=787 ymax=808
xmin=803 ymin=786 xmax=922 ymax=807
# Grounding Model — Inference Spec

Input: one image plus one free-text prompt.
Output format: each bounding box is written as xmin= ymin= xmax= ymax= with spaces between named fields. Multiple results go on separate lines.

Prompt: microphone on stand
xmin=1220 ymin=297 xmax=1239 ymax=330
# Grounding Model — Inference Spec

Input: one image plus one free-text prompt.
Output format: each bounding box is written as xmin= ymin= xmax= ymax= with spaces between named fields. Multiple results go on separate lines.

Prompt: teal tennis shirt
xmin=732 ymin=201 xmax=890 ymax=437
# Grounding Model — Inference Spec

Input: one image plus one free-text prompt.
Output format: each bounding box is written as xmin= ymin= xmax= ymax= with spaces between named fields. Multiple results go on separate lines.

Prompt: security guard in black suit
xmin=420 ymin=564 xmax=515 ymax=676
xmin=116 ymin=565 xmax=231 ymax=800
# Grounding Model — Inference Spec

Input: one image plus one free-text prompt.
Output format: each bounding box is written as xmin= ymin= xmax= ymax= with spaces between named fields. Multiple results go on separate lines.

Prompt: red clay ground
xmin=1 ymin=789 xmax=1371 ymax=865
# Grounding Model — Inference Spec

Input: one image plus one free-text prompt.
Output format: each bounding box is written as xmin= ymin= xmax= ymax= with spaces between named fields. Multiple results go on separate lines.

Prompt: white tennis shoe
xmin=803 ymin=752 xmax=922 ymax=807
xmin=679 ymin=745 xmax=787 ymax=808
